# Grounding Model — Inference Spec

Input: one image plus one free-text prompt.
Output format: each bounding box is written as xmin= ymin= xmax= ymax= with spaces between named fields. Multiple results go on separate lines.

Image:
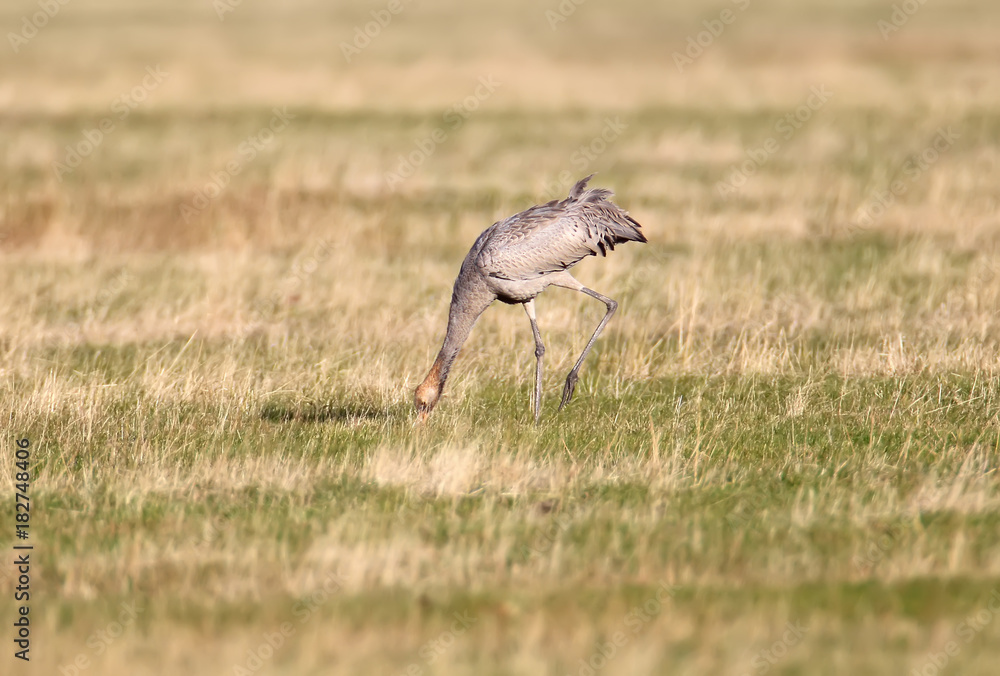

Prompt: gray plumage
xmin=414 ymin=174 xmax=646 ymax=423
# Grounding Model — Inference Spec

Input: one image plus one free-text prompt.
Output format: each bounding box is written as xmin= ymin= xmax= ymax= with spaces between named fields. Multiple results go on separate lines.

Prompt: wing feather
xmin=475 ymin=197 xmax=645 ymax=282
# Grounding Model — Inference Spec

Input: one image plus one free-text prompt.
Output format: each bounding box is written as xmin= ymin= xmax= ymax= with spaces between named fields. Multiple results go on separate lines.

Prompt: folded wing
xmin=476 ymin=178 xmax=645 ymax=281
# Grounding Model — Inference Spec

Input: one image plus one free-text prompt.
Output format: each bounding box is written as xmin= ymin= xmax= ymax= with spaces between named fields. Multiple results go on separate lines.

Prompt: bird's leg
xmin=523 ymin=300 xmax=545 ymax=424
xmin=558 ymin=286 xmax=617 ymax=410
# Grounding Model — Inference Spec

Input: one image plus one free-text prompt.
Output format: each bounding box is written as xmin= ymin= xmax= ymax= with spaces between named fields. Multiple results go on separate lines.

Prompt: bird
xmin=414 ymin=174 xmax=646 ymax=424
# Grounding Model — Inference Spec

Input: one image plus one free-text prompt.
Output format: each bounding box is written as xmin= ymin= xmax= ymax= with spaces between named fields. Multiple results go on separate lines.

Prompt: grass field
xmin=3 ymin=0 xmax=1000 ymax=674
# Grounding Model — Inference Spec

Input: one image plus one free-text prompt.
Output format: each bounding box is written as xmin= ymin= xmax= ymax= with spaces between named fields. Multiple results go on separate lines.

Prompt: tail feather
xmin=606 ymin=213 xmax=646 ymax=244
xmin=568 ymin=174 xmax=595 ymax=199
xmin=616 ymin=213 xmax=647 ymax=243
xmin=567 ymin=174 xmax=614 ymax=203
xmin=566 ymin=174 xmax=646 ymax=246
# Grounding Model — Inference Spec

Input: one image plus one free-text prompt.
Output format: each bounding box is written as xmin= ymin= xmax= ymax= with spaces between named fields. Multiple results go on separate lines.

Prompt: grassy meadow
xmin=3 ymin=0 xmax=1000 ymax=673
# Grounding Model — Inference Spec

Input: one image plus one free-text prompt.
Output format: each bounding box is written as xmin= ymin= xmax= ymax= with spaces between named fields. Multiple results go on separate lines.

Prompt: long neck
xmin=421 ymin=277 xmax=494 ymax=396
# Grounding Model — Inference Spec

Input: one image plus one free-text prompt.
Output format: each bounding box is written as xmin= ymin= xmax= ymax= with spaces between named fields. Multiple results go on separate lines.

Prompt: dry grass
xmin=2 ymin=0 xmax=1000 ymax=674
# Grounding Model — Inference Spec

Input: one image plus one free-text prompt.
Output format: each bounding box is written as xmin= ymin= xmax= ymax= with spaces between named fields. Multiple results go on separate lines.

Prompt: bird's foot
xmin=558 ymin=372 xmax=579 ymax=410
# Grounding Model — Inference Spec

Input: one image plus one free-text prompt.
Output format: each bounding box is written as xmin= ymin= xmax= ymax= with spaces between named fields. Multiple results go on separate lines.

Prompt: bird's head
xmin=414 ymin=380 xmax=440 ymax=425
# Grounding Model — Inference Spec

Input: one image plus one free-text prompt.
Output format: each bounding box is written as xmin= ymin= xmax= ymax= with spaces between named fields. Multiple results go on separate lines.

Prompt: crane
xmin=414 ymin=175 xmax=646 ymax=423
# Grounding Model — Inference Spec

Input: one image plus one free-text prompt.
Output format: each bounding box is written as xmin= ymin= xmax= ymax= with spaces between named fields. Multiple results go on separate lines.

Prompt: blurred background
xmin=3 ymin=0 xmax=997 ymax=247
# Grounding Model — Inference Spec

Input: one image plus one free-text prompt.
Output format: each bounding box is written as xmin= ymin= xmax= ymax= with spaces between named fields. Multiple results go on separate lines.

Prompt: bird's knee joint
xmin=607 ymin=300 xmax=618 ymax=313
xmin=535 ymin=345 xmax=545 ymax=358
